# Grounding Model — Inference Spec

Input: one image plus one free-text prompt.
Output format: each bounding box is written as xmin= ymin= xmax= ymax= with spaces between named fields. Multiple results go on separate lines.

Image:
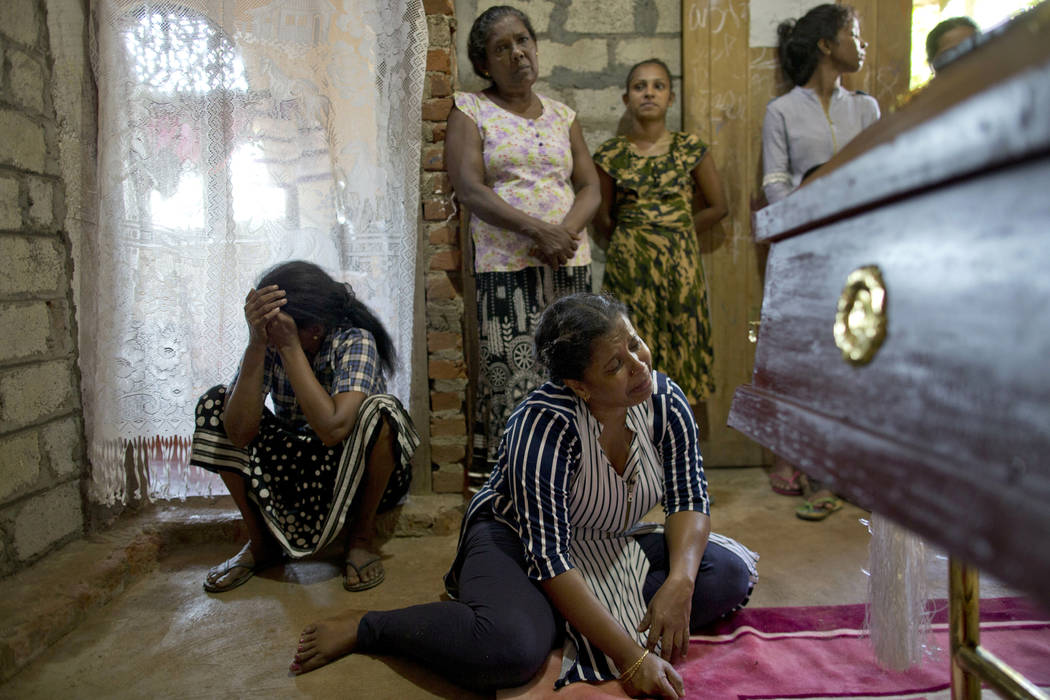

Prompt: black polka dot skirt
xmin=189 ymin=385 xmax=419 ymax=557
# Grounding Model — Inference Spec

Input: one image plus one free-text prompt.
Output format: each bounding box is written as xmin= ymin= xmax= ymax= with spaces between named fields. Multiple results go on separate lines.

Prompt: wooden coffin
xmin=728 ymin=5 xmax=1050 ymax=612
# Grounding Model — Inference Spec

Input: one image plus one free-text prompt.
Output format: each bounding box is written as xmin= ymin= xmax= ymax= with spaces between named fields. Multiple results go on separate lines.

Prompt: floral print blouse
xmin=454 ymin=91 xmax=591 ymax=273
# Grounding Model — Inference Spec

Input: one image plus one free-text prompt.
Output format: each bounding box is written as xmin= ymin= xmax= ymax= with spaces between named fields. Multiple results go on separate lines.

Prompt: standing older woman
xmin=291 ymin=293 xmax=757 ymax=698
xmin=445 ymin=5 xmax=601 ymax=488
xmin=190 ymin=261 xmax=419 ymax=593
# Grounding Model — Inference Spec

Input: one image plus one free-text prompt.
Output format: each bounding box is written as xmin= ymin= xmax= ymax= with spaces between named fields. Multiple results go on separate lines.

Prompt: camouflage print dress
xmin=593 ymin=132 xmax=715 ymax=403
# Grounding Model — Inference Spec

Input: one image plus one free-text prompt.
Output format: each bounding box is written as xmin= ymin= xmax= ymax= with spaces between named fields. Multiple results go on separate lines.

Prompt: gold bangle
xmin=618 ymin=648 xmax=650 ymax=682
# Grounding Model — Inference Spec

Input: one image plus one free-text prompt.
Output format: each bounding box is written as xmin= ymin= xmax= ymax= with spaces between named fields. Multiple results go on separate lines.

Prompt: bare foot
xmin=291 ymin=609 xmax=368 ymax=674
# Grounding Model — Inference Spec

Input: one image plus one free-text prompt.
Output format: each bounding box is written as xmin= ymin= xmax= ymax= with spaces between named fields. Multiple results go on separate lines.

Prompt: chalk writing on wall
xmin=749 ymin=0 xmax=824 ymax=47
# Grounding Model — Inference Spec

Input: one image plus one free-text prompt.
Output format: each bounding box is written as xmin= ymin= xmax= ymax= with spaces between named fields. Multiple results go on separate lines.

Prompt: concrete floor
xmin=0 ymin=467 xmax=1010 ymax=699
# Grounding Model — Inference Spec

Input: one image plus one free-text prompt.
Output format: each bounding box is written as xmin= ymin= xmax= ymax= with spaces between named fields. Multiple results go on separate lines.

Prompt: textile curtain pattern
xmin=84 ymin=0 xmax=426 ymax=503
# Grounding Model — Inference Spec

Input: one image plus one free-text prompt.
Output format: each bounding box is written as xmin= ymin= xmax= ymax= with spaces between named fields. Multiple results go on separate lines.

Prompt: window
xmin=910 ymin=0 xmax=1041 ymax=89
xmin=86 ymin=0 xmax=425 ymax=504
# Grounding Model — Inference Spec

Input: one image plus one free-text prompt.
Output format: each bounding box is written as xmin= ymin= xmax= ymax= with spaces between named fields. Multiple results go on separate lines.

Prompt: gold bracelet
xmin=618 ymin=648 xmax=650 ymax=682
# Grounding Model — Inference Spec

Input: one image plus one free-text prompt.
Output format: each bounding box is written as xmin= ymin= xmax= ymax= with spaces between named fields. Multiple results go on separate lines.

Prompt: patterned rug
xmin=500 ymin=597 xmax=1050 ymax=699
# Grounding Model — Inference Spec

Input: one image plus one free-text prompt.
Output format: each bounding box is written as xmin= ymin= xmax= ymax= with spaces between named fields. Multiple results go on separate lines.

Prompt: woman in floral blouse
xmin=444 ymin=5 xmax=600 ymax=489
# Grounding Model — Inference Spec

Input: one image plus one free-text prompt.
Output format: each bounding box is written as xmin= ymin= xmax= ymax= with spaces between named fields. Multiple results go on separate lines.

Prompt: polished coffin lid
xmin=730 ymin=5 xmax=1050 ymax=612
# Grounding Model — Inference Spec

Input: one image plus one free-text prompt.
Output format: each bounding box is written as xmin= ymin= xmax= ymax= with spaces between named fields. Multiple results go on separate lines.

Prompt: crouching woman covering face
xmin=190 ymin=261 xmax=419 ymax=594
xmin=291 ymin=292 xmax=758 ymax=699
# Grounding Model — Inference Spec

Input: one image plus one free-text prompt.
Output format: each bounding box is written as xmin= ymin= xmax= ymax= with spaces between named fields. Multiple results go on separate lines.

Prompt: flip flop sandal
xmin=769 ymin=470 xmax=803 ymax=496
xmin=203 ymin=550 xmax=258 ymax=593
xmin=344 ymin=554 xmax=385 ymax=592
xmin=795 ymin=496 xmax=843 ymax=521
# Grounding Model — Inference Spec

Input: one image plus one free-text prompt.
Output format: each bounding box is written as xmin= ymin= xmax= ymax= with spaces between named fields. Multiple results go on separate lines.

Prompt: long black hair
xmin=776 ymin=4 xmax=855 ymax=86
xmin=466 ymin=5 xmax=537 ymax=80
xmin=257 ymin=260 xmax=396 ymax=376
xmin=534 ymin=293 xmax=629 ymax=384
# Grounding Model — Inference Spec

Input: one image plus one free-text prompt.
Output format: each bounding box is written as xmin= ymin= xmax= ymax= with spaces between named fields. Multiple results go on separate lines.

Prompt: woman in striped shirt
xmin=291 ymin=293 xmax=757 ymax=697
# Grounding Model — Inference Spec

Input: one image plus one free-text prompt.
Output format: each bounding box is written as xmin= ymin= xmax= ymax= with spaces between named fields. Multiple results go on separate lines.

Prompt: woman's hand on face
xmin=244 ymin=285 xmax=286 ymax=347
xmin=638 ymin=575 xmax=694 ymax=664
xmin=266 ymin=310 xmax=301 ymax=352
xmin=622 ymin=652 xmax=685 ymax=699
xmin=526 ymin=221 xmax=582 ymax=267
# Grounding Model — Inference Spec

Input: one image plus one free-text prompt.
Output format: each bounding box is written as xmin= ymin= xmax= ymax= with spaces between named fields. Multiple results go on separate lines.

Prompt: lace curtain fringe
xmin=88 ymin=435 xmax=221 ymax=506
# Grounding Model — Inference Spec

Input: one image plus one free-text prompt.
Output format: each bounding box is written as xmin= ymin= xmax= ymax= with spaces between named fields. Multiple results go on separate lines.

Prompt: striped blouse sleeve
xmin=656 ymin=375 xmax=710 ymax=516
xmin=504 ymin=404 xmax=579 ymax=580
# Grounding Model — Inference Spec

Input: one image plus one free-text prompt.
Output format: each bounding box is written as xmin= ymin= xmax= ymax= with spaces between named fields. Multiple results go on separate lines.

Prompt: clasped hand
xmin=527 ymin=220 xmax=582 ymax=268
xmin=243 ymin=285 xmax=299 ymax=350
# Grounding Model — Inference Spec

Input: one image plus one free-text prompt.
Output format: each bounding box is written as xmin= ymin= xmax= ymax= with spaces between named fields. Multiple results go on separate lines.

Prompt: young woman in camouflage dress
xmin=593 ymin=59 xmax=727 ymax=408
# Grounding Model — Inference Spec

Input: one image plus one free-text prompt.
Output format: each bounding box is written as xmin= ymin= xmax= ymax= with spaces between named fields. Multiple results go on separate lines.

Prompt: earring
xmin=313 ymin=335 xmax=320 ymax=340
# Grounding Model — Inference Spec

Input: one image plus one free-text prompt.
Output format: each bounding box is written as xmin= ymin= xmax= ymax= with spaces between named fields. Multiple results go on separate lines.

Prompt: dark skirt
xmin=471 ymin=265 xmax=592 ymax=490
xmin=189 ymin=385 xmax=419 ymax=557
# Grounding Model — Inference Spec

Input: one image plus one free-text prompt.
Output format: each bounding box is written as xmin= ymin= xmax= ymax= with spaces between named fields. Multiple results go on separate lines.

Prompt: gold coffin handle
xmin=833 ymin=265 xmax=887 ymax=365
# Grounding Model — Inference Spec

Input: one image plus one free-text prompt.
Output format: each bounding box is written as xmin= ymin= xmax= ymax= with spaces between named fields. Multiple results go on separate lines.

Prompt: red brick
xmin=427 ymin=48 xmax=451 ymax=73
xmin=429 ymin=72 xmax=452 ymax=98
xmin=430 ymin=391 xmax=463 ymax=412
xmin=423 ymin=0 xmax=454 ymax=15
xmin=422 ymin=144 xmax=445 ymax=171
xmin=431 ymin=443 xmax=466 ymax=464
xmin=422 ymin=97 xmax=453 ymax=122
xmin=432 ymin=122 xmax=447 ymax=142
xmin=431 ymin=417 xmax=467 ymax=437
xmin=432 ymin=468 xmax=465 ymax=493
xmin=428 ymin=224 xmax=456 ymax=246
xmin=429 ymin=249 xmax=461 ymax=271
xmin=426 ymin=273 xmax=456 ymax=300
xmin=428 ymin=330 xmax=462 ymax=351
xmin=423 ymin=198 xmax=454 ymax=221
xmin=429 ymin=358 xmax=466 ymax=379
xmin=422 ymin=172 xmax=451 ymax=196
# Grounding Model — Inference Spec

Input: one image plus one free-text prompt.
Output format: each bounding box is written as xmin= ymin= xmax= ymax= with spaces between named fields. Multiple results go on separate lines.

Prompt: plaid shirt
xmin=238 ymin=327 xmax=385 ymax=429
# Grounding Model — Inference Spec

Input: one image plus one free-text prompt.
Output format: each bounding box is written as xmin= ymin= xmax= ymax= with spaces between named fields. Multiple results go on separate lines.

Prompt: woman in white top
xmin=761 ymin=4 xmax=880 ymax=520
xmin=290 ymin=293 xmax=757 ymax=698
xmin=761 ymin=4 xmax=880 ymax=205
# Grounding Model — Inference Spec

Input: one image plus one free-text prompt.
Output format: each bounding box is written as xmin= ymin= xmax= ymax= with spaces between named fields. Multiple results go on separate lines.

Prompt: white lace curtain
xmin=83 ymin=0 xmax=426 ymax=504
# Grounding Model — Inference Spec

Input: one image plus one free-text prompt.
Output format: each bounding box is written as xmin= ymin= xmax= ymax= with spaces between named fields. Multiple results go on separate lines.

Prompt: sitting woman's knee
xmin=466 ymin=610 xmax=555 ymax=688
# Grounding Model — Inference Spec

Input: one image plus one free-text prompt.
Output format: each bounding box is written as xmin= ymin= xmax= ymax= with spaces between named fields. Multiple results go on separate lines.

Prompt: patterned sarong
xmin=190 ymin=385 xmax=419 ymax=557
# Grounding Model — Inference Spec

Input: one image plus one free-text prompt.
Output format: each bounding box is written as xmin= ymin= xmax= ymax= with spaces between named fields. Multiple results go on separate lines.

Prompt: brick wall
xmin=422 ymin=0 xmax=470 ymax=494
xmin=453 ymin=0 xmax=682 ymax=150
xmin=0 ymin=0 xmax=87 ymax=577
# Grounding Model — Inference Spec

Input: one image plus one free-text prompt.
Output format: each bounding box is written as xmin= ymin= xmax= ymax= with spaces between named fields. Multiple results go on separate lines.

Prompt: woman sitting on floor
xmin=290 ymin=292 xmax=758 ymax=698
xmin=190 ymin=260 xmax=419 ymax=594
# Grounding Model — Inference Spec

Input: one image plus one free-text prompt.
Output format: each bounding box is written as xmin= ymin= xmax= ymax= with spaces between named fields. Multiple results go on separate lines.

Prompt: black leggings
xmin=356 ymin=518 xmax=751 ymax=691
